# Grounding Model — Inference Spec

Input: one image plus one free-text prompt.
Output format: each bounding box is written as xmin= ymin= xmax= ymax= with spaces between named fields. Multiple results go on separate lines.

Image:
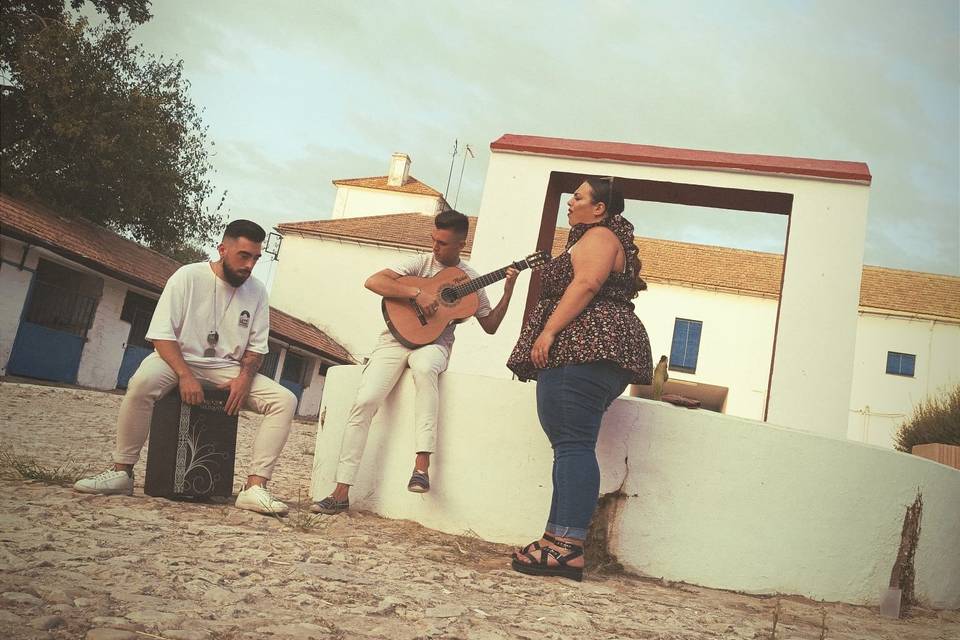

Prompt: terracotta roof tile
xmin=279 ymin=213 xmax=960 ymax=320
xmin=269 ymin=308 xmax=353 ymax=363
xmin=0 ymin=193 xmax=179 ymax=292
xmin=0 ymin=193 xmax=354 ymax=361
xmin=332 ymin=175 xmax=443 ymax=198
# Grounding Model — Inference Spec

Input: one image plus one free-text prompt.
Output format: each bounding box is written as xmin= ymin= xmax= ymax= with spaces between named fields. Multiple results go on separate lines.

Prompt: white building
xmin=330 ymin=152 xmax=448 ymax=220
xmin=271 ymin=142 xmax=959 ymax=448
xmin=286 ymin=138 xmax=958 ymax=605
xmin=0 ymin=194 xmax=355 ymax=417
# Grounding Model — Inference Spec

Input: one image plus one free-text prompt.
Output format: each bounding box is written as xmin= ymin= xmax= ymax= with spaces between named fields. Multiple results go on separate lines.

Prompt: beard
xmin=222 ymin=262 xmax=251 ymax=287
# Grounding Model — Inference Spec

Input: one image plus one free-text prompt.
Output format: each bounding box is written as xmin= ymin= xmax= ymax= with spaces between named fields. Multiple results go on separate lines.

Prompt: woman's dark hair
xmin=584 ymin=176 xmax=625 ymax=217
xmin=434 ymin=209 xmax=469 ymax=237
xmin=223 ymin=219 xmax=266 ymax=243
xmin=583 ymin=176 xmax=647 ymax=297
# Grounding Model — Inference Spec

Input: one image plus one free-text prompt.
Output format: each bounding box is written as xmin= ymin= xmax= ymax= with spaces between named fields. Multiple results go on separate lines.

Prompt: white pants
xmin=335 ymin=334 xmax=450 ymax=485
xmin=113 ymin=352 xmax=297 ymax=479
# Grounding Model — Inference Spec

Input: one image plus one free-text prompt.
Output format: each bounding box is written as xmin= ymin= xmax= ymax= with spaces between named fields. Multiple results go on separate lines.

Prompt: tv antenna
xmin=453 ymin=144 xmax=474 ymax=209
xmin=443 ymin=139 xmax=458 ymax=201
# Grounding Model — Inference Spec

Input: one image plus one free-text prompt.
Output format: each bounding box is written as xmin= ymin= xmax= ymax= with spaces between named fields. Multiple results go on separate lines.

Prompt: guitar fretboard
xmin=452 ymin=263 xmax=525 ymax=298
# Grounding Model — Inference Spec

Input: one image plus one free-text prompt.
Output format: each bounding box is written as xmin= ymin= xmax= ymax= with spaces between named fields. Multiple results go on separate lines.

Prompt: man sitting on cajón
xmin=75 ymin=220 xmax=297 ymax=514
xmin=312 ymin=209 xmax=518 ymax=514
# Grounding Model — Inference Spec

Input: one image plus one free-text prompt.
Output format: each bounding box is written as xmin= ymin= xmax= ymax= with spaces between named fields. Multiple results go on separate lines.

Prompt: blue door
xmin=116 ymin=294 xmax=157 ymax=389
xmin=279 ymin=351 xmax=306 ymax=406
xmin=7 ymin=322 xmax=86 ymax=383
xmin=7 ymin=277 xmax=99 ymax=384
xmin=116 ymin=345 xmax=153 ymax=388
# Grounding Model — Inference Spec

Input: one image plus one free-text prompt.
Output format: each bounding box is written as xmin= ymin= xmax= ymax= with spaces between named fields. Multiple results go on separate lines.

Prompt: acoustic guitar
xmin=382 ymin=251 xmax=551 ymax=348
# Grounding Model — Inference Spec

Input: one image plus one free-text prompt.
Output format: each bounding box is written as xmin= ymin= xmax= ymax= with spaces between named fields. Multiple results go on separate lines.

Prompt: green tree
xmin=1 ymin=1 xmax=225 ymax=255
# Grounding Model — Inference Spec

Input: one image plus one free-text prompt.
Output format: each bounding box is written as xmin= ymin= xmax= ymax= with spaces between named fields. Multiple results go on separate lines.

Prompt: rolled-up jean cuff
xmin=546 ymin=522 xmax=588 ymax=542
xmin=112 ymin=453 xmax=140 ymax=465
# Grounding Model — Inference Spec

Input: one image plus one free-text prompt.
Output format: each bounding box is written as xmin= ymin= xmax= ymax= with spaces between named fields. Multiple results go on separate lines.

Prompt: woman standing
xmin=507 ymin=176 xmax=652 ymax=581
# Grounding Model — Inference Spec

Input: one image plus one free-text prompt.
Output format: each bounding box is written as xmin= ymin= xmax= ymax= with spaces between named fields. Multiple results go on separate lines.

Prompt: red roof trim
xmin=490 ymin=134 xmax=872 ymax=184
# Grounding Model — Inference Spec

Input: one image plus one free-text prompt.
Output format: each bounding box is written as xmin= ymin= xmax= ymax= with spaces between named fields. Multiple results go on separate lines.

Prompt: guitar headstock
xmin=514 ymin=251 xmax=551 ymax=271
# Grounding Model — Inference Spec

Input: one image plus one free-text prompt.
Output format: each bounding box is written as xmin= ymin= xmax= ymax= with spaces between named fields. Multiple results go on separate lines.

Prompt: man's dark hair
xmin=223 ymin=219 xmax=266 ymax=243
xmin=434 ymin=209 xmax=469 ymax=237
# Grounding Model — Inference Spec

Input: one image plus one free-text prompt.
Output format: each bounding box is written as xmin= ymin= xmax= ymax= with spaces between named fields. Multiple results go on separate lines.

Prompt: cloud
xmin=129 ymin=0 xmax=958 ymax=275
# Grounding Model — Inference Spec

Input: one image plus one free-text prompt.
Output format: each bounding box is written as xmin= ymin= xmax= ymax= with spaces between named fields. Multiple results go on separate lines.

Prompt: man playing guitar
xmin=312 ymin=209 xmax=519 ymax=514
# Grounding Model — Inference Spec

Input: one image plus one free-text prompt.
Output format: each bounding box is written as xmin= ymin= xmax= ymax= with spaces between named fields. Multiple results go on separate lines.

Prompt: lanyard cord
xmin=212 ymin=265 xmax=237 ymax=339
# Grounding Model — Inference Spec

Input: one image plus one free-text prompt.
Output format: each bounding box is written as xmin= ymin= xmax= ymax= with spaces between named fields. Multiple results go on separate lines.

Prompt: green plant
xmin=272 ymin=488 xmax=330 ymax=533
xmin=894 ymin=385 xmax=960 ymax=452
xmin=0 ymin=446 xmax=89 ymax=486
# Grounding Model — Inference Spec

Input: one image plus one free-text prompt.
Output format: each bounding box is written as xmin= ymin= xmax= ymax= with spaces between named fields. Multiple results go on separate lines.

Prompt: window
xmin=669 ymin=318 xmax=702 ymax=373
xmin=281 ymin=351 xmax=306 ymax=385
xmin=120 ymin=291 xmax=158 ymax=349
xmin=259 ymin=346 xmax=281 ymax=379
xmin=886 ymin=352 xmax=916 ymax=377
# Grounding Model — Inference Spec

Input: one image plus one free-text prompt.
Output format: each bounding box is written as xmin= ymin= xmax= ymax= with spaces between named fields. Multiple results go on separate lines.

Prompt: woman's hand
xmin=531 ymin=330 xmax=556 ymax=368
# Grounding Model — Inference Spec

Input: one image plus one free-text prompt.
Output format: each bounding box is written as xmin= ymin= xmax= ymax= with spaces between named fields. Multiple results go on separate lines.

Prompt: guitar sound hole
xmin=440 ymin=287 xmax=459 ymax=304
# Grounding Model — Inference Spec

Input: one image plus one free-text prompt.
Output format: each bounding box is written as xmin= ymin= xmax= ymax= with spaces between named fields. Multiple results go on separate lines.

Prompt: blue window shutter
xmin=670 ymin=318 xmax=702 ymax=372
xmin=687 ymin=321 xmax=702 ymax=370
xmin=886 ymin=352 xmax=898 ymax=374
xmin=670 ymin=320 xmax=688 ymax=366
xmin=886 ymin=351 xmax=916 ymax=377
xmin=902 ymin=354 xmax=916 ymax=377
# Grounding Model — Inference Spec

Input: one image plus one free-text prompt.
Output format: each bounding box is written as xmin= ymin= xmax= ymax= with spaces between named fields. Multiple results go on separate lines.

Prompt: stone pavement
xmin=1 ymin=381 xmax=956 ymax=639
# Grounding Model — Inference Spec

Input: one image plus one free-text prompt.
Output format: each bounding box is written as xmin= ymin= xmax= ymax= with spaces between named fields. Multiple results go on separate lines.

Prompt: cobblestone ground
xmin=0 ymin=381 xmax=956 ymax=640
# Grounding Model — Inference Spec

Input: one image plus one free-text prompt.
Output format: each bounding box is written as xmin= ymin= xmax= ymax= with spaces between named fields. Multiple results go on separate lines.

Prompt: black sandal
xmin=511 ymin=533 xmax=584 ymax=582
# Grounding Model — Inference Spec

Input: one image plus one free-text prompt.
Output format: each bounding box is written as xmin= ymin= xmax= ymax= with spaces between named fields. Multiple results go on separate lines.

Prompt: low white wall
xmin=76 ymin=279 xmax=128 ymax=390
xmin=296 ymin=358 xmax=325 ymax=417
xmin=313 ymin=365 xmax=960 ymax=607
xmin=299 ymin=374 xmax=325 ymax=417
xmin=0 ymin=237 xmax=37 ymax=375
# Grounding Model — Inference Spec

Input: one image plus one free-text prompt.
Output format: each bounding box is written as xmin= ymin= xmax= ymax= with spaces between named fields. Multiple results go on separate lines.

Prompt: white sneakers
xmin=73 ymin=469 xmax=134 ymax=496
xmin=235 ymin=484 xmax=289 ymax=515
xmin=74 ymin=470 xmax=288 ymax=516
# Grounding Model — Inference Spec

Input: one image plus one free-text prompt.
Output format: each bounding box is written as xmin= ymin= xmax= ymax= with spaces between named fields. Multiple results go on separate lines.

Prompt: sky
xmin=122 ymin=0 xmax=959 ymax=278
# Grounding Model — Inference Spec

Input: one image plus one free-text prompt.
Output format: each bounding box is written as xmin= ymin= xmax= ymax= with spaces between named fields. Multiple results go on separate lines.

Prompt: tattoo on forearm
xmin=240 ymin=351 xmax=263 ymax=378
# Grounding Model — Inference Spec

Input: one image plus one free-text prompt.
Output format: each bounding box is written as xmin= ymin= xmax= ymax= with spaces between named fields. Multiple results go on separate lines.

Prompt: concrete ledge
xmin=312 ymin=365 xmax=960 ymax=607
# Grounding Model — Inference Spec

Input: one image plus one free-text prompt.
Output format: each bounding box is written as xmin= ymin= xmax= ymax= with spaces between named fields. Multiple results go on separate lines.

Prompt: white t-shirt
xmin=146 ymin=262 xmax=270 ymax=369
xmin=386 ymin=253 xmax=492 ymax=351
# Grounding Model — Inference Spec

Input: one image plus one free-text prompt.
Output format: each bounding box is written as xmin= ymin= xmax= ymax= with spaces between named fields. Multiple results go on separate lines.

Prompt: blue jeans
xmin=536 ymin=361 xmax=632 ymax=541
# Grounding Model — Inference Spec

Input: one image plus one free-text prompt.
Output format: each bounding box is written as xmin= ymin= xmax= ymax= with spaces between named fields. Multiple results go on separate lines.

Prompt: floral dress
xmin=507 ymin=214 xmax=653 ymax=385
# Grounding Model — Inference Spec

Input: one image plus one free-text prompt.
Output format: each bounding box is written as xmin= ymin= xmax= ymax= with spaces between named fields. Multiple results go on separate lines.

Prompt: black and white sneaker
xmin=407 ymin=470 xmax=430 ymax=493
xmin=310 ymin=496 xmax=349 ymax=514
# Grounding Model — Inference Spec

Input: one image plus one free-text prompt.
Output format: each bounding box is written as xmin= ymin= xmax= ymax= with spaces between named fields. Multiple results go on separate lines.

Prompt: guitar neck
xmin=455 ymin=263 xmax=526 ymax=296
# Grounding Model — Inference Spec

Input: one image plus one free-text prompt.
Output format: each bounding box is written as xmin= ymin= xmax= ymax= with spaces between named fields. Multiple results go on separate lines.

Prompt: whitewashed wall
xmin=314 ymin=366 xmax=960 ymax=607
xmin=458 ymin=151 xmax=870 ymax=439
xmin=848 ymin=314 xmax=960 ymax=446
xmin=270 ymin=235 xmax=427 ymax=362
xmin=272 ymin=230 xmax=955 ymax=446
xmin=332 ymin=186 xmax=440 ymax=219
xmin=297 ymin=367 xmax=325 ymax=417
xmin=637 ymin=284 xmax=778 ymax=419
xmin=0 ymin=236 xmax=37 ymax=375
xmin=76 ymin=279 xmax=128 ymax=390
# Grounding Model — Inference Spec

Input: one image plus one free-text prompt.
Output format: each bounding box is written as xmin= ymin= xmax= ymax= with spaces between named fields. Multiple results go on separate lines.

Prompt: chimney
xmin=387 ymin=153 xmax=411 ymax=187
